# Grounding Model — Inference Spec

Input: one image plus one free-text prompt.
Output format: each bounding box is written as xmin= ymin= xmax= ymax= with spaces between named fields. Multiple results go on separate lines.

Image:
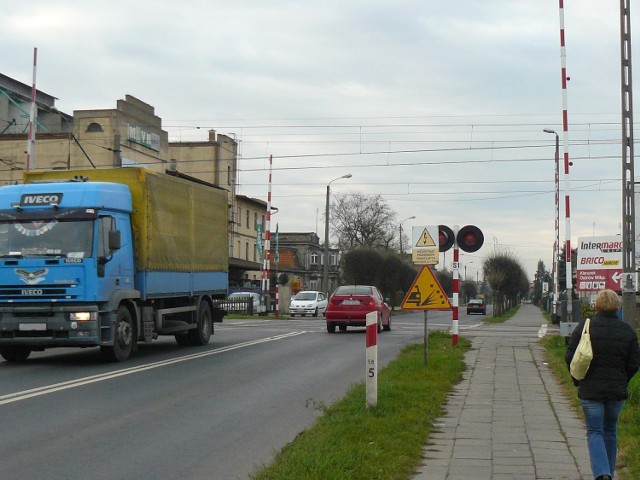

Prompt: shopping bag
xmin=570 ymin=318 xmax=592 ymax=380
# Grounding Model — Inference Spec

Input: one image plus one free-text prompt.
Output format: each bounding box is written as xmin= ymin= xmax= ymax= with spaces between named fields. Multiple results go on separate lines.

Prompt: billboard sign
xmin=576 ymin=236 xmax=623 ymax=292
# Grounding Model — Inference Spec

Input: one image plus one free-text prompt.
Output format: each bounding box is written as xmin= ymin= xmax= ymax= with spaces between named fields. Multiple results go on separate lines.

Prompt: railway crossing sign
xmin=411 ymin=225 xmax=439 ymax=265
xmin=401 ymin=266 xmax=452 ymax=310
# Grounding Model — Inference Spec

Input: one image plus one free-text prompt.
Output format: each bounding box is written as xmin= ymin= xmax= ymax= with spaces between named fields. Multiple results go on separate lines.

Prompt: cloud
xmin=2 ymin=0 xmax=631 ymax=279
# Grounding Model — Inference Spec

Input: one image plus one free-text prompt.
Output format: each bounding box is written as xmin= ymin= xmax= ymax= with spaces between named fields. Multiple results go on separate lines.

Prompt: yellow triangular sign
xmin=401 ymin=266 xmax=452 ymax=310
xmin=415 ymin=228 xmax=437 ymax=248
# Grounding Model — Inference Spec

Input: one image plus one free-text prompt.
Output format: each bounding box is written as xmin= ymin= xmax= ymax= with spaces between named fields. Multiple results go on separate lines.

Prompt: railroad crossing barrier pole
xmin=366 ymin=311 xmax=378 ymax=410
xmin=452 ymin=226 xmax=460 ymax=347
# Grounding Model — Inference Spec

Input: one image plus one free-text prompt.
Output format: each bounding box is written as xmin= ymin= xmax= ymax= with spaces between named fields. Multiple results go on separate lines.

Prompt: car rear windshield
xmin=295 ymin=292 xmax=316 ymax=300
xmin=334 ymin=286 xmax=372 ymax=295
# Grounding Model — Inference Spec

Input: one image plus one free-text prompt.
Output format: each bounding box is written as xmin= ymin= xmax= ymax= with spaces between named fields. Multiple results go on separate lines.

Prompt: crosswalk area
xmin=219 ymin=317 xmax=560 ymax=339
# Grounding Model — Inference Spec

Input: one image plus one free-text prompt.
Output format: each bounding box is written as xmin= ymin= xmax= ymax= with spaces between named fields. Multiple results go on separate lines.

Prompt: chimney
xmin=208 ymin=129 xmax=217 ymax=142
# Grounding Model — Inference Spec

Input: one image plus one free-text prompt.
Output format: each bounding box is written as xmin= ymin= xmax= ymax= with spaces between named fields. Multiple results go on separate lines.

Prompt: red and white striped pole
xmin=452 ymin=225 xmax=460 ymax=346
xmin=365 ymin=311 xmax=378 ymax=410
xmin=557 ymin=0 xmax=573 ymax=314
xmin=25 ymin=47 xmax=38 ymax=171
xmin=262 ymin=155 xmax=273 ymax=313
xmin=275 ymin=223 xmax=280 ymax=317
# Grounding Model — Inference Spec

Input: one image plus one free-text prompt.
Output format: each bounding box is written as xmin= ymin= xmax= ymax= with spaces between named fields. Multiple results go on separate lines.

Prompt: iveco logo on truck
xmin=22 ymin=289 xmax=43 ymax=296
xmin=20 ymin=193 xmax=63 ymax=206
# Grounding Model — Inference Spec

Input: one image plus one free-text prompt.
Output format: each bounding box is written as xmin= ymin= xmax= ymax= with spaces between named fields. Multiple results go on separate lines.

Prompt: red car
xmin=325 ymin=285 xmax=391 ymax=333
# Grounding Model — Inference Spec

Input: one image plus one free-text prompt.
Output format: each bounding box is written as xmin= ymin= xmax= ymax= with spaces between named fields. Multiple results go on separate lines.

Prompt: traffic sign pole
xmin=423 ymin=310 xmax=429 ymax=366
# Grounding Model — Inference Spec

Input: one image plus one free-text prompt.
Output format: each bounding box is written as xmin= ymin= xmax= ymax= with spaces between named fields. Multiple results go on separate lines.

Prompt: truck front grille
xmin=0 ymin=284 xmax=79 ymax=301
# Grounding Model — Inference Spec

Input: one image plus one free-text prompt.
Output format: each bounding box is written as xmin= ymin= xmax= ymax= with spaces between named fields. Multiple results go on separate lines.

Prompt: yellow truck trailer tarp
xmin=25 ymin=167 xmax=228 ymax=273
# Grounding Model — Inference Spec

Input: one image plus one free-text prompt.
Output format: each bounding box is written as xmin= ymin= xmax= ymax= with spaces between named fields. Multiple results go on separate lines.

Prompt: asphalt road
xmin=0 ymin=308 xmax=490 ymax=480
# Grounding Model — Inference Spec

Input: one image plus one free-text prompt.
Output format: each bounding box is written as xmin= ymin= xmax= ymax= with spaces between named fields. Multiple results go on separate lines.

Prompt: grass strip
xmin=251 ymin=331 xmax=470 ymax=480
xmin=542 ymin=334 xmax=640 ymax=480
xmin=483 ymin=304 xmax=520 ymax=323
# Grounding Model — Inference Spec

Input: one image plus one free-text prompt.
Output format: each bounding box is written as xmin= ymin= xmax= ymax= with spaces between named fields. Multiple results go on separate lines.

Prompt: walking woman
xmin=565 ymin=289 xmax=640 ymax=480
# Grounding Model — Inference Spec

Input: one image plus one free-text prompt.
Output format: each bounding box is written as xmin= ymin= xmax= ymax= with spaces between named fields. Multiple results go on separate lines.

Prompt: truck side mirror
xmin=109 ymin=230 xmax=121 ymax=250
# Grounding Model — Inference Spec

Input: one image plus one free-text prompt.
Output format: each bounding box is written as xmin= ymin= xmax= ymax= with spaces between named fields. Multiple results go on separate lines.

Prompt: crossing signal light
xmin=457 ymin=225 xmax=484 ymax=253
xmin=438 ymin=225 xmax=455 ymax=252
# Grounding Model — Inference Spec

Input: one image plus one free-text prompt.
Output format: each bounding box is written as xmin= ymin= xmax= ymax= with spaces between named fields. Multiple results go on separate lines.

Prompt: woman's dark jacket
xmin=565 ymin=311 xmax=640 ymax=401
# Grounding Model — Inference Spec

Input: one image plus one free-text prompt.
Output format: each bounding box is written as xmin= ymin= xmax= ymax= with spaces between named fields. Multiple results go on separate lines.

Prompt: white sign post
xmin=365 ymin=311 xmax=378 ymax=410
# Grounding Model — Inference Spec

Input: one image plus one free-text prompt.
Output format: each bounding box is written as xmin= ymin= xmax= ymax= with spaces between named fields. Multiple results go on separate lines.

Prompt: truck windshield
xmin=0 ymin=219 xmax=94 ymax=258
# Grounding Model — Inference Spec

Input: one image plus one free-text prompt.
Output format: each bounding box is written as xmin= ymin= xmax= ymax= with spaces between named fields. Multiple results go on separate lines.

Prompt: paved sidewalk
xmin=412 ymin=304 xmax=592 ymax=480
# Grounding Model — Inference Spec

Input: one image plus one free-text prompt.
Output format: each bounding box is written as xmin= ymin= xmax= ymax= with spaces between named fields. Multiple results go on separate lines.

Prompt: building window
xmin=253 ymin=244 xmax=257 ymax=261
xmin=310 ymin=252 xmax=319 ymax=265
xmin=330 ymin=252 xmax=337 ymax=266
xmin=237 ymin=207 xmax=241 ymax=227
xmin=237 ymin=241 xmax=241 ymax=257
xmin=246 ymin=242 xmax=249 ymax=260
xmin=228 ymin=166 xmax=232 ymax=186
xmin=261 ymin=214 xmax=265 ymax=229
xmin=254 ymin=212 xmax=258 ymax=230
xmin=246 ymin=209 xmax=250 ymax=227
xmin=86 ymin=122 xmax=103 ymax=132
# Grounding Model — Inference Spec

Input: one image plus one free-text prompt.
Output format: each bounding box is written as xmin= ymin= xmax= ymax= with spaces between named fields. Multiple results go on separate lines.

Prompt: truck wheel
xmin=188 ymin=301 xmax=212 ymax=346
xmin=0 ymin=346 xmax=31 ymax=362
xmin=101 ymin=306 xmax=134 ymax=362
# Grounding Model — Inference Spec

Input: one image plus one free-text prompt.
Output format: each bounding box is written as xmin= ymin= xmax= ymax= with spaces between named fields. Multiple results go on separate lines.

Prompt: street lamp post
xmin=323 ymin=174 xmax=352 ymax=295
xmin=464 ymin=261 xmax=473 ymax=281
xmin=399 ymin=216 xmax=416 ymax=257
xmin=544 ymin=129 xmax=560 ymax=320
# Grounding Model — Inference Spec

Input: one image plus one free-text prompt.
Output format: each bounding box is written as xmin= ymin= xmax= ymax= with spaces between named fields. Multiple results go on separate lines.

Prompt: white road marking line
xmin=538 ymin=323 xmax=548 ymax=338
xmin=0 ymin=331 xmax=307 ymax=406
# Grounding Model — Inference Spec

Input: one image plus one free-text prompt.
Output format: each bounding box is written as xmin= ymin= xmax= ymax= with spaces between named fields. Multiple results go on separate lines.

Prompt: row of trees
xmin=330 ymin=192 xmax=531 ymax=311
xmin=531 ymin=246 xmax=577 ymax=309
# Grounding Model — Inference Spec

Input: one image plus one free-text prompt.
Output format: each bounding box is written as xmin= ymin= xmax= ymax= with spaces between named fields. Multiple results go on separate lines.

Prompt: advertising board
xmin=576 ymin=236 xmax=623 ymax=292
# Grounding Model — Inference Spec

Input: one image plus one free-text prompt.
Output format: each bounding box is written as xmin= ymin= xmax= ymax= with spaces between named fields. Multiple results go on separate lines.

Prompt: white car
xmin=221 ymin=292 xmax=265 ymax=314
xmin=289 ymin=291 xmax=328 ymax=317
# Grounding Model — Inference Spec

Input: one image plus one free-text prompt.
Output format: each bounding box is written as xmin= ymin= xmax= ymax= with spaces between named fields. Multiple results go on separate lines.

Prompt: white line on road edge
xmin=0 ymin=331 xmax=307 ymax=406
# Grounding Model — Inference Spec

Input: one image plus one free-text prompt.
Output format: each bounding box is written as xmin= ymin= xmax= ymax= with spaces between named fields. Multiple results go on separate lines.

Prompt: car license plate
xmin=19 ymin=323 xmax=47 ymax=331
xmin=342 ymin=300 xmax=359 ymax=305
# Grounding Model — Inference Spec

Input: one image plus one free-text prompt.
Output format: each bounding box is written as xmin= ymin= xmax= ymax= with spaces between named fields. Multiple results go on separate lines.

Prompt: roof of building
xmin=276 ymin=247 xmax=302 ymax=270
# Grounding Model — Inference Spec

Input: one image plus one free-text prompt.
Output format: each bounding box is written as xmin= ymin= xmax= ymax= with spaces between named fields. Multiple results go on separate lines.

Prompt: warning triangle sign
xmin=401 ymin=266 xmax=452 ymax=310
xmin=415 ymin=228 xmax=437 ymax=248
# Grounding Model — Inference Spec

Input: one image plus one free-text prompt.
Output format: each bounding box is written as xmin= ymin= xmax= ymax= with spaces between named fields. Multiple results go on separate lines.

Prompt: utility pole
xmin=620 ymin=0 xmax=637 ymax=329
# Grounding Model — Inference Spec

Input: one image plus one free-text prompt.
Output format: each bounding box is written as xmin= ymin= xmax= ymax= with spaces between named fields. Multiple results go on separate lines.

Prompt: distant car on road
xmin=221 ymin=292 xmax=265 ymax=315
xmin=325 ymin=285 xmax=390 ymax=333
xmin=289 ymin=291 xmax=328 ymax=317
xmin=467 ymin=298 xmax=487 ymax=315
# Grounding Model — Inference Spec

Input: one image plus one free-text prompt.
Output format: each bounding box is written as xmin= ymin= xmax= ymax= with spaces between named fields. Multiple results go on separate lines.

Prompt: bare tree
xmin=330 ymin=191 xmax=398 ymax=251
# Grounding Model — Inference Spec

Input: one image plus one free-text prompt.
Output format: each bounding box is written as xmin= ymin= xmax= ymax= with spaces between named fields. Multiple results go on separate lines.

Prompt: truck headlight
xmin=70 ymin=312 xmax=97 ymax=321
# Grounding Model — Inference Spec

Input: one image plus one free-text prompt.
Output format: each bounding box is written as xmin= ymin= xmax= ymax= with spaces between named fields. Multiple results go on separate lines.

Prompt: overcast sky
xmin=2 ymin=1 xmax=631 ymax=278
